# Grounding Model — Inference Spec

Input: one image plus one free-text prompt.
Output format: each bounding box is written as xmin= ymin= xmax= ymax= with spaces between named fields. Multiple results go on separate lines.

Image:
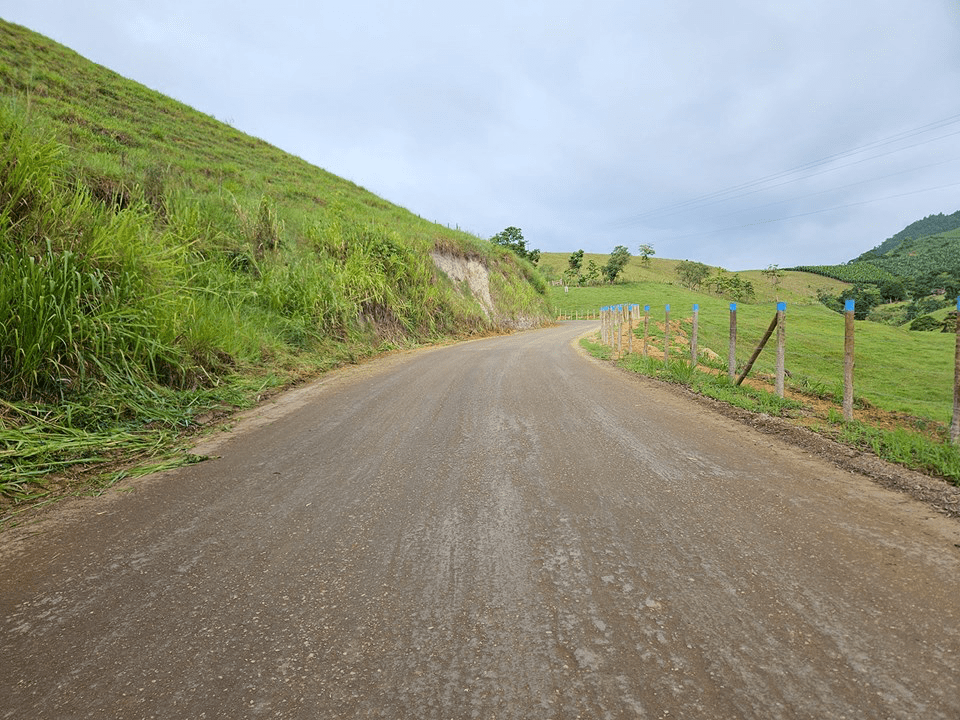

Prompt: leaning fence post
xmin=691 ymin=304 xmax=699 ymax=368
xmin=951 ymin=296 xmax=960 ymax=445
xmin=728 ymin=303 xmax=737 ymax=382
xmin=664 ymin=304 xmax=671 ymax=364
xmin=737 ymin=311 xmax=779 ymax=386
xmin=844 ymin=299 xmax=855 ymax=422
xmin=643 ymin=305 xmax=650 ymax=358
xmin=775 ymin=302 xmax=786 ymax=398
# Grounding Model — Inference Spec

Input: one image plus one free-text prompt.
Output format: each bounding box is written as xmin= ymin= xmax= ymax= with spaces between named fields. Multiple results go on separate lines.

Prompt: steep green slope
xmin=0 ymin=20 xmax=549 ymax=499
xmin=855 ymin=211 xmax=960 ymax=260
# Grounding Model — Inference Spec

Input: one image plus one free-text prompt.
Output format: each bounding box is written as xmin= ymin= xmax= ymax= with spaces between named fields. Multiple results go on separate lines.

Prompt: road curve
xmin=2 ymin=321 xmax=959 ymax=719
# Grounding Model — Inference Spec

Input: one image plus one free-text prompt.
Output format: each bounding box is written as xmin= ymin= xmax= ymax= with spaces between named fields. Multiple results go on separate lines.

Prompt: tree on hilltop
xmin=638 ymin=243 xmax=655 ymax=267
xmin=491 ymin=226 xmax=540 ymax=265
xmin=761 ymin=264 xmax=785 ymax=300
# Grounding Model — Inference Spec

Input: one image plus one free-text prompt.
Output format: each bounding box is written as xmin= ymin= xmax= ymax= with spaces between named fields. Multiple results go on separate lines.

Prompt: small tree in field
xmin=603 ymin=245 xmax=631 ymax=283
xmin=761 ymin=264 xmax=785 ymax=300
xmin=564 ymin=248 xmax=585 ymax=285
xmin=675 ymin=260 xmax=711 ymax=289
xmin=638 ymin=243 xmax=655 ymax=267
xmin=583 ymin=260 xmax=601 ymax=285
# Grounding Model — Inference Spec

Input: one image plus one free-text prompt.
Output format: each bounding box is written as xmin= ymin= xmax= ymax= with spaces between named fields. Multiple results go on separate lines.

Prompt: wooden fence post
xmin=643 ymin=305 xmax=650 ymax=358
xmin=628 ymin=304 xmax=634 ymax=355
xmin=775 ymin=302 xmax=786 ymax=398
xmin=951 ymin=296 xmax=960 ymax=445
xmin=616 ymin=305 xmax=623 ymax=357
xmin=844 ymin=299 xmax=855 ymax=422
xmin=664 ymin=304 xmax=671 ymax=364
xmin=728 ymin=303 xmax=737 ymax=382
xmin=691 ymin=304 xmax=699 ymax=368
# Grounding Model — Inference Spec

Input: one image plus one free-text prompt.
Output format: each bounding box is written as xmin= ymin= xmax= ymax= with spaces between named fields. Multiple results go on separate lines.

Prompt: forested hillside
xmin=789 ymin=214 xmax=960 ymax=324
xmin=854 ymin=211 xmax=960 ymax=260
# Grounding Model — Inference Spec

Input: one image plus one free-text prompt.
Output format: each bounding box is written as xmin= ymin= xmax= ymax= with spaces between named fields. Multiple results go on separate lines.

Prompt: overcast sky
xmin=3 ymin=1 xmax=960 ymax=269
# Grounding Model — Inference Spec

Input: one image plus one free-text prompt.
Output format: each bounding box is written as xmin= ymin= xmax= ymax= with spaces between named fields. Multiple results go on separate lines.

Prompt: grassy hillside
xmin=0 ymin=20 xmax=550 ymax=504
xmin=539 ymin=252 xmax=850 ymax=305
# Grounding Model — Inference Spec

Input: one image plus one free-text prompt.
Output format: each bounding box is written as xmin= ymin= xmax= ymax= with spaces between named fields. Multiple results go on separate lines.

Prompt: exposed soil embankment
xmin=431 ymin=252 xmax=496 ymax=318
xmin=431 ymin=251 xmax=546 ymax=330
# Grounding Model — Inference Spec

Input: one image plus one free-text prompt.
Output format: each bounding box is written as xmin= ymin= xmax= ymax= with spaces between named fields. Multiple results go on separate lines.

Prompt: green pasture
xmin=552 ymin=282 xmax=958 ymax=426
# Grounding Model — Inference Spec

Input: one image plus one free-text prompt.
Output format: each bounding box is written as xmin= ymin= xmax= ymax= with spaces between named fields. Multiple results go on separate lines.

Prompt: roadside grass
xmin=0 ymin=21 xmax=550 ymax=509
xmin=580 ymin=336 xmax=960 ymax=486
xmin=831 ymin=420 xmax=960 ymax=482
xmin=615 ymin=352 xmax=804 ymax=416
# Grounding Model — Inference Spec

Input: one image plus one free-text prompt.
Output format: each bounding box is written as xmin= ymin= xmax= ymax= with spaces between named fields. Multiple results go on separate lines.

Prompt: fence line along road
xmin=588 ymin=298 xmax=960 ymax=445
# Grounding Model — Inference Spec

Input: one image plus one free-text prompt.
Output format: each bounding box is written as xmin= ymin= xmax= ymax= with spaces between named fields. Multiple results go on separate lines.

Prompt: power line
xmin=654 ymin=179 xmax=960 ymax=242
xmin=687 ymin=158 xmax=955 ymax=225
xmin=608 ymin=111 xmax=960 ymax=229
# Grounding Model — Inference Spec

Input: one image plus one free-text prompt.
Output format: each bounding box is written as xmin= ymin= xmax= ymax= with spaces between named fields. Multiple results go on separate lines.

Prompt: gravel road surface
xmin=2 ymin=321 xmax=959 ymax=719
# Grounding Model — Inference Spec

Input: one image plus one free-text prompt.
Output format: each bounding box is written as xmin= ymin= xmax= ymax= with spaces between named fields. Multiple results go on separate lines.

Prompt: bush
xmin=675 ymin=260 xmax=711 ymax=289
xmin=909 ymin=315 xmax=941 ymax=332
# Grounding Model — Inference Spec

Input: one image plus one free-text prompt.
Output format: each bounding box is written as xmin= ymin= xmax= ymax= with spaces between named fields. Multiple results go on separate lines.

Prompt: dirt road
xmin=2 ymin=321 xmax=959 ymax=719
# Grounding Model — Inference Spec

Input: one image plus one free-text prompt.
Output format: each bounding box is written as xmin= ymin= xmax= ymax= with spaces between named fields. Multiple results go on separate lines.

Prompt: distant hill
xmin=854 ymin=211 xmax=960 ymax=261
xmin=789 ymin=213 xmax=960 ymax=296
xmin=858 ymin=227 xmax=960 ymax=280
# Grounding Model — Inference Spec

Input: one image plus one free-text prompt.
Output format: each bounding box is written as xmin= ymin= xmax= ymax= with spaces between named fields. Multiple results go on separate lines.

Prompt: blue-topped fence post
xmin=775 ymin=302 xmax=786 ymax=398
xmin=691 ymin=304 xmax=699 ymax=368
xmin=664 ymin=304 xmax=671 ymax=363
xmin=844 ymin=299 xmax=856 ymax=421
xmin=952 ymin=296 xmax=960 ymax=445
xmin=616 ymin=305 xmax=623 ymax=357
xmin=728 ymin=303 xmax=737 ymax=382
xmin=643 ymin=305 xmax=650 ymax=358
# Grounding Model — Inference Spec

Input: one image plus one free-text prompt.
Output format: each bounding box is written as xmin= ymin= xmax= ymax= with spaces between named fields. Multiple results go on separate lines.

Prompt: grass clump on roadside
xmin=827 ymin=415 xmax=960 ymax=485
xmin=607 ymin=347 xmax=803 ymax=416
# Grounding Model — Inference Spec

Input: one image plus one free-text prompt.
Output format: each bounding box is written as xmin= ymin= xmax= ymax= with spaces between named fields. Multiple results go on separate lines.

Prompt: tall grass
xmin=0 ymin=80 xmax=549 ymax=501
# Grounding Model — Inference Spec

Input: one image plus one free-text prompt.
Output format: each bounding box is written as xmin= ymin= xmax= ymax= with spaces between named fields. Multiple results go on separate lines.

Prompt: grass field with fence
xmin=551 ymin=283 xmax=958 ymax=428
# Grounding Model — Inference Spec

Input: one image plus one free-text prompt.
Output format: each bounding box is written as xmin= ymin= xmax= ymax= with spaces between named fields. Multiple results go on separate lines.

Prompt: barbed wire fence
xmin=585 ymin=298 xmax=960 ymax=446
